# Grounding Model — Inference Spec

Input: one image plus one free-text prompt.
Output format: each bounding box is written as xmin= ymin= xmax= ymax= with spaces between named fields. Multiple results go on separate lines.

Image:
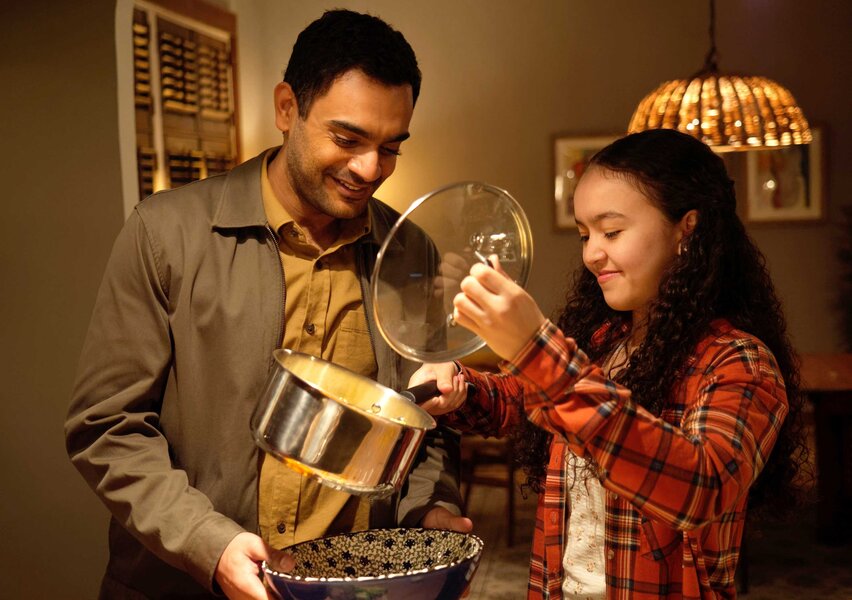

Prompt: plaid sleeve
xmin=506 ymin=320 xmax=629 ymax=453
xmin=438 ymin=364 xmax=530 ymax=438
xmin=507 ymin=320 xmax=788 ymax=531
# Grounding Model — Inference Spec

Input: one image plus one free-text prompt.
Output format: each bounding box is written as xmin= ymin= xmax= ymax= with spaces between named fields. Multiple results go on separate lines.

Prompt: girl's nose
xmin=583 ymin=239 xmax=606 ymax=268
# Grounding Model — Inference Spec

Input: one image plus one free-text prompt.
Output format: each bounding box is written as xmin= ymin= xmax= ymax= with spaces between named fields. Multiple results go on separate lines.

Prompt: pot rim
xmin=272 ymin=348 xmax=437 ymax=430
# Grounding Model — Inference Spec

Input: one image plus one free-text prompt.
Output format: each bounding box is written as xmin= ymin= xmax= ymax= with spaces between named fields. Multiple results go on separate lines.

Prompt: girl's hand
xmin=408 ymin=362 xmax=467 ymax=415
xmin=453 ymin=256 xmax=545 ymax=361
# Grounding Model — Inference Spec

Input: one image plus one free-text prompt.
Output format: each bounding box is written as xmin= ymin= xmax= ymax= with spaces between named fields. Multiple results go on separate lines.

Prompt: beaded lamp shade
xmin=627 ymin=0 xmax=812 ymax=152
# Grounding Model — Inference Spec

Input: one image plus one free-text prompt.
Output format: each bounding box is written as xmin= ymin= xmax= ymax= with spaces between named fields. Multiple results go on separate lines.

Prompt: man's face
xmin=281 ymin=70 xmax=414 ymax=220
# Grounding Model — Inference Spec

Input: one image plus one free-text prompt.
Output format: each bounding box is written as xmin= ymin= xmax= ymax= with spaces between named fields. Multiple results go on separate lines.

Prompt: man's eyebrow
xmin=328 ymin=119 xmax=410 ymax=143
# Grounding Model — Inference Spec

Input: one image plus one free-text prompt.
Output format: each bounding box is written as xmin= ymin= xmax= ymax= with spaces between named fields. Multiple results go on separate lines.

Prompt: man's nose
xmin=348 ymin=151 xmax=381 ymax=183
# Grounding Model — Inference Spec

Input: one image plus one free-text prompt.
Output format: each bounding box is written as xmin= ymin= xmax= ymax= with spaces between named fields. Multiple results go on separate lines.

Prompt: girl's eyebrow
xmin=327 ymin=119 xmax=410 ymax=143
xmin=575 ymin=211 xmax=626 ymax=227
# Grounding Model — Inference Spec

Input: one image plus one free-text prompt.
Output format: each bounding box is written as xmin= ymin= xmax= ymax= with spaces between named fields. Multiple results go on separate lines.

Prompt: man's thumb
xmin=265 ymin=548 xmax=295 ymax=573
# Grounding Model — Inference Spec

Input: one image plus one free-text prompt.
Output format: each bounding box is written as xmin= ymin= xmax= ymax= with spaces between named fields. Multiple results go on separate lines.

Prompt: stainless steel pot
xmin=253 ymin=182 xmax=532 ymax=498
xmin=252 ymin=349 xmax=439 ymax=498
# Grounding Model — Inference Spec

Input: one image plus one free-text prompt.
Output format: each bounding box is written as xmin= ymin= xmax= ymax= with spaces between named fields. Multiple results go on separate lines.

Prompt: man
xmin=66 ymin=10 xmax=470 ymax=599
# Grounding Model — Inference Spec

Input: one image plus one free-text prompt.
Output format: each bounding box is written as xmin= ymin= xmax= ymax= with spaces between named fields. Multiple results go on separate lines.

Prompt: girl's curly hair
xmin=510 ymin=129 xmax=810 ymax=519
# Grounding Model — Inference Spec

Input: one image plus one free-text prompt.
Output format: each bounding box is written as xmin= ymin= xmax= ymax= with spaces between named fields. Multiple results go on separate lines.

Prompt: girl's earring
xmin=677 ymin=240 xmax=686 ymax=256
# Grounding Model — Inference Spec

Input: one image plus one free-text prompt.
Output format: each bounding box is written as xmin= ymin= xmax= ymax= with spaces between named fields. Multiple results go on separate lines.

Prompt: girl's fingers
xmin=468 ymin=260 xmax=515 ymax=297
xmin=488 ymin=254 xmax=510 ymax=279
xmin=453 ymin=293 xmax=487 ymax=330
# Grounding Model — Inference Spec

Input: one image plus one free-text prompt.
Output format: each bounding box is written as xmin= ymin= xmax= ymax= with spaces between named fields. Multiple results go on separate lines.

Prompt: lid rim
xmin=370 ymin=181 xmax=533 ymax=363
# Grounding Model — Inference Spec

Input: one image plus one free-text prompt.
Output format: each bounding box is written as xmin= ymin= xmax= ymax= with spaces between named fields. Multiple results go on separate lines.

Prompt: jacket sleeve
xmin=397 ymin=364 xmax=531 ymax=524
xmin=64 ymin=211 xmax=243 ymax=590
xmin=396 ymin=425 xmax=465 ymax=526
xmin=495 ymin=320 xmax=788 ymax=530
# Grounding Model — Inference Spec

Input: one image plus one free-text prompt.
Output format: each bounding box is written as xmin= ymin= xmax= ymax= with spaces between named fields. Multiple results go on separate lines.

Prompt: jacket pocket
xmin=639 ymin=516 xmax=683 ymax=561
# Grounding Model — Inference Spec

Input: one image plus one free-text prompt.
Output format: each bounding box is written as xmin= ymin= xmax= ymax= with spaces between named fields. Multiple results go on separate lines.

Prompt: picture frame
xmin=744 ymin=127 xmax=824 ymax=223
xmin=553 ymin=134 xmax=617 ymax=229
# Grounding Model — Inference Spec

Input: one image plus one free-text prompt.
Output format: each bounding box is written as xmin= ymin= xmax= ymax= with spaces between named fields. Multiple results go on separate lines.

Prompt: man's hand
xmin=433 ymin=252 xmax=471 ymax=301
xmin=214 ymin=532 xmax=294 ymax=600
xmin=422 ymin=506 xmax=474 ymax=533
xmin=422 ymin=508 xmax=476 ymax=599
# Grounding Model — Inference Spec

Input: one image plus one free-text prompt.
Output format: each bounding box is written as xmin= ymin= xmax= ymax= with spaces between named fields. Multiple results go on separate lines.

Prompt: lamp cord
xmin=703 ymin=0 xmax=720 ymax=72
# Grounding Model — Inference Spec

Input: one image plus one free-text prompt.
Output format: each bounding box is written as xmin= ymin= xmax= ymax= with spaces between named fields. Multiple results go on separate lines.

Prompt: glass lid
xmin=371 ymin=181 xmax=533 ymax=363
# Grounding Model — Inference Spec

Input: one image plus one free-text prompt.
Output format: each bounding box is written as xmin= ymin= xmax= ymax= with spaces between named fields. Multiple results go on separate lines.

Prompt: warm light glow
xmin=628 ymin=0 xmax=811 ymax=152
xmin=628 ymin=74 xmax=812 ymax=152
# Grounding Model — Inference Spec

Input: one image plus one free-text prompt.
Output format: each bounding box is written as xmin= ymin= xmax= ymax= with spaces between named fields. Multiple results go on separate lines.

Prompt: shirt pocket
xmin=639 ymin=515 xmax=683 ymax=561
xmin=329 ymin=308 xmax=377 ymax=379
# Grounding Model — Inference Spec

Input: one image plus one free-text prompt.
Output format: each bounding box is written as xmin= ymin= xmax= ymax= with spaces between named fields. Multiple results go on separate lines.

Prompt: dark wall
xmin=0 ymin=0 xmax=121 ymax=596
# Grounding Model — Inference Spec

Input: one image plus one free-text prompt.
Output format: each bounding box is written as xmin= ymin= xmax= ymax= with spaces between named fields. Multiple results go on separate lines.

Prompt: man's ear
xmin=273 ymin=82 xmax=299 ymax=134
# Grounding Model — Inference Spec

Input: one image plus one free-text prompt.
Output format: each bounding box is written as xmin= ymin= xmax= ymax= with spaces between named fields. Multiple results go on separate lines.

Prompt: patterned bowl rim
xmin=262 ymin=528 xmax=484 ymax=583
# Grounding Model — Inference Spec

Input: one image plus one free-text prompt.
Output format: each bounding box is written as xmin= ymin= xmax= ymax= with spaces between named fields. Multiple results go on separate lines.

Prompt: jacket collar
xmin=212 ymin=149 xmax=270 ymax=230
xmin=363 ymin=197 xmax=398 ymax=249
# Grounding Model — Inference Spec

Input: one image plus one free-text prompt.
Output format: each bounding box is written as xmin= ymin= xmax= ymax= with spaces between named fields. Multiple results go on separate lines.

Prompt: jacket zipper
xmin=266 ymin=223 xmax=286 ymax=351
xmin=357 ymin=242 xmax=380 ymax=369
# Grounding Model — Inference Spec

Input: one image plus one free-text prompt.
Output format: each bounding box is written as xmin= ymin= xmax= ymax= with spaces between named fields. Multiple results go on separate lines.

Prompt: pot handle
xmin=399 ymin=381 xmax=441 ymax=404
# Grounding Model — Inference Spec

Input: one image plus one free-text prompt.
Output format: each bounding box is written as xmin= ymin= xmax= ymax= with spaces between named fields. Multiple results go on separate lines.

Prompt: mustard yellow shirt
xmin=258 ymin=149 xmax=377 ymax=548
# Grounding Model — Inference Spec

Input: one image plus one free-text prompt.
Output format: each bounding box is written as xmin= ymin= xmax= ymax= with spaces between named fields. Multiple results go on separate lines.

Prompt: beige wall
xmin=1 ymin=0 xmax=849 ymax=596
xmin=232 ymin=0 xmax=852 ymax=351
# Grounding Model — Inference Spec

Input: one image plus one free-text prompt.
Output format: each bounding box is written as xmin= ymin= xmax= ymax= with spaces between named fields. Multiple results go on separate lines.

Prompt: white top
xmin=561 ymin=452 xmax=607 ymax=599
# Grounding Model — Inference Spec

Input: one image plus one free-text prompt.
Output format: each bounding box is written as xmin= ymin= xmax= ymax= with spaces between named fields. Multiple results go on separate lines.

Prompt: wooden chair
xmin=458 ymin=347 xmax=520 ymax=545
xmin=460 ymin=434 xmax=518 ymax=546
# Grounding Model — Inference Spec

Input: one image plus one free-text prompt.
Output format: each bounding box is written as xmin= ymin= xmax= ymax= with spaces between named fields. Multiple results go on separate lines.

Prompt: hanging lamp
xmin=627 ymin=0 xmax=811 ymax=151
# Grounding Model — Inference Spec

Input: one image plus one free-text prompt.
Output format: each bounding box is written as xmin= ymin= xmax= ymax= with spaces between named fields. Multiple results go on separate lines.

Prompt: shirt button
xmin=276 ymin=522 xmax=286 ymax=534
xmin=607 ymin=550 xmax=615 ymax=560
xmin=305 ymin=323 xmax=316 ymax=335
xmin=549 ymin=511 xmax=558 ymax=524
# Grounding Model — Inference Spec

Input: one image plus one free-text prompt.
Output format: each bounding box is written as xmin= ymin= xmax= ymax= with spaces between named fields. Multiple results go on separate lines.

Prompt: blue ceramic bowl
xmin=263 ymin=528 xmax=484 ymax=600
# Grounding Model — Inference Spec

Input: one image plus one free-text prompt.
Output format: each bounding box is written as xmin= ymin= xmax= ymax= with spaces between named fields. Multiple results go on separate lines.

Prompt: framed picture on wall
xmin=553 ymin=135 xmax=617 ymax=229
xmin=744 ymin=127 xmax=825 ymax=223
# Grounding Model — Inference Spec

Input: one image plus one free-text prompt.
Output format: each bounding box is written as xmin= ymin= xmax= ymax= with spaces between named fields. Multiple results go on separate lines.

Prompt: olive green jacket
xmin=65 ymin=150 xmax=462 ymax=598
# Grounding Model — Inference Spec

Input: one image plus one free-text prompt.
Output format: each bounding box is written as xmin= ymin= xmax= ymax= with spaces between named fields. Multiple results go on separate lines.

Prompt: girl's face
xmin=573 ymin=168 xmax=689 ymax=323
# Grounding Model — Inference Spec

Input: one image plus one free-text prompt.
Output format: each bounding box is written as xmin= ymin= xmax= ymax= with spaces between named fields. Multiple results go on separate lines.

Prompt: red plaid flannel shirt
xmin=448 ymin=319 xmax=787 ymax=599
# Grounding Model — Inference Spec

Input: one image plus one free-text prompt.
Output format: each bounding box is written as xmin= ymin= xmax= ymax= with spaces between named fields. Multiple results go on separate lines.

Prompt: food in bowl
xmin=263 ymin=527 xmax=484 ymax=600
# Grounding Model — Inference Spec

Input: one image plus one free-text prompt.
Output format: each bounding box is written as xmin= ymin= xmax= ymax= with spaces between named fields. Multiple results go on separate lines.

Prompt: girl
xmin=413 ymin=129 xmax=808 ymax=599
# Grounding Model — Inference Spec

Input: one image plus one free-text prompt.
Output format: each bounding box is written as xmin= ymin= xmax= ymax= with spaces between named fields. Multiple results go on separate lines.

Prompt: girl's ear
xmin=676 ymin=210 xmax=698 ymax=256
xmin=680 ymin=209 xmax=698 ymax=236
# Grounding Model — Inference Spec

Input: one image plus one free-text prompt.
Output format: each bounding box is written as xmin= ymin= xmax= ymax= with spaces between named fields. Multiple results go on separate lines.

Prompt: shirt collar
xmin=260 ymin=149 xmax=372 ymax=246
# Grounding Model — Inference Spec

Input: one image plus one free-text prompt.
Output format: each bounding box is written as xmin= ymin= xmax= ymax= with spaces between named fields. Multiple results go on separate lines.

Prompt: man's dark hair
xmin=284 ymin=9 xmax=421 ymax=117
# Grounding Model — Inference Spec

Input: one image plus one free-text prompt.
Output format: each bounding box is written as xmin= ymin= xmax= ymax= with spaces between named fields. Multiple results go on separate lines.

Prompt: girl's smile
xmin=574 ymin=168 xmax=692 ymax=322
